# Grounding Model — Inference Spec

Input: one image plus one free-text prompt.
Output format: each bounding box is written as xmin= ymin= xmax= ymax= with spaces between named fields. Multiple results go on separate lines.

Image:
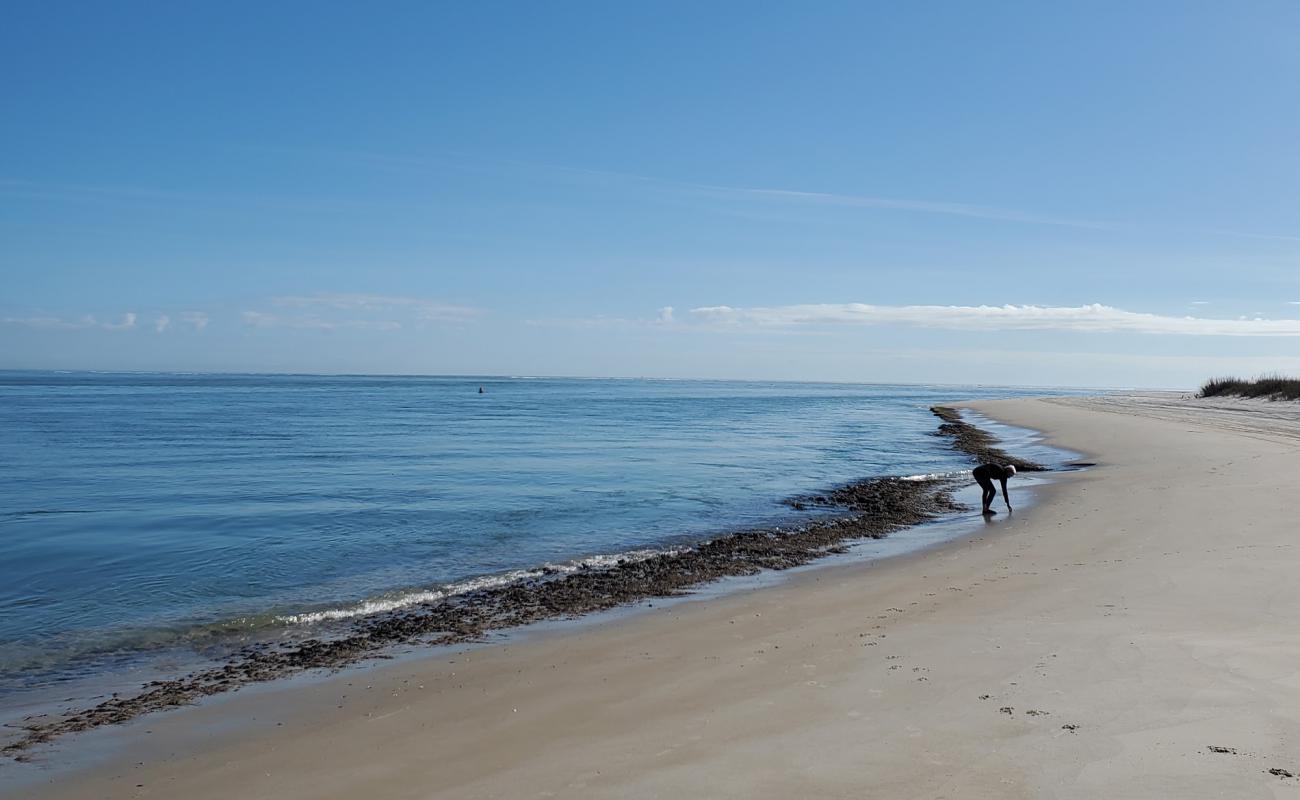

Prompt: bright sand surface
xmin=13 ymin=395 xmax=1300 ymax=798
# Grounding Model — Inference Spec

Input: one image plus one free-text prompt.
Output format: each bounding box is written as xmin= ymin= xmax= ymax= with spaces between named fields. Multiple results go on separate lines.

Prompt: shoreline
xmin=2 ymin=398 xmax=1088 ymax=798
xmin=3 ymin=405 xmax=1065 ymax=763
xmin=19 ymin=392 xmax=1300 ymax=798
xmin=4 ymin=463 xmax=1075 ymax=796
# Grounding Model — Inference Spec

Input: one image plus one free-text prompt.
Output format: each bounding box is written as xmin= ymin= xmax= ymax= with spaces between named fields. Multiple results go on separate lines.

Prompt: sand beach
xmin=15 ymin=394 xmax=1300 ymax=799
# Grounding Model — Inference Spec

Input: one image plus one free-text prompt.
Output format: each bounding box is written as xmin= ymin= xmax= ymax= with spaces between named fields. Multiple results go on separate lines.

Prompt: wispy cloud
xmin=157 ymin=311 xmax=209 ymax=332
xmin=341 ymin=150 xmax=1300 ymax=240
xmin=242 ymin=293 xmax=480 ymax=331
xmin=241 ymin=310 xmax=402 ymax=331
xmin=0 ymin=178 xmax=185 ymax=204
xmin=527 ymin=315 xmax=640 ymax=330
xmin=699 ymin=186 xmax=1111 ymax=229
xmin=336 ymin=149 xmax=1300 ymax=239
xmin=513 ymin=161 xmax=1112 ymax=230
xmin=1203 ymin=228 xmax=1300 ymax=243
xmin=529 ymin=306 xmax=680 ymax=331
xmin=272 ymin=293 xmax=479 ymax=323
xmin=101 ymin=312 xmax=137 ymax=331
xmin=281 ymin=149 xmax=1113 ymax=231
xmin=685 ymin=303 xmax=1300 ymax=336
xmin=4 ymin=312 xmax=137 ymax=331
xmin=178 ymin=311 xmax=210 ymax=330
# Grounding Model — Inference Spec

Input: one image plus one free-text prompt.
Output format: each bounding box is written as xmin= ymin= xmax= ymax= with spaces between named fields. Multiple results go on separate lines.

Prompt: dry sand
xmin=13 ymin=395 xmax=1300 ymax=798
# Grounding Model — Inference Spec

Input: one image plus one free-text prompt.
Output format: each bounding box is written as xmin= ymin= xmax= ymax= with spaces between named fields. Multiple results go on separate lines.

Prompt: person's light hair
xmin=1006 ymin=464 xmax=1018 ymax=476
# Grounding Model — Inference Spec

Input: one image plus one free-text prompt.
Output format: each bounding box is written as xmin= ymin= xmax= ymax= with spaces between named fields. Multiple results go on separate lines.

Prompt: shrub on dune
xmin=1198 ymin=375 xmax=1300 ymax=400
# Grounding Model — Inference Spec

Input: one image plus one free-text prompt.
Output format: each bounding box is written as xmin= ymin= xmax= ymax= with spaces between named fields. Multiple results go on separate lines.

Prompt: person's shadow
xmin=981 ymin=509 xmax=1013 ymax=525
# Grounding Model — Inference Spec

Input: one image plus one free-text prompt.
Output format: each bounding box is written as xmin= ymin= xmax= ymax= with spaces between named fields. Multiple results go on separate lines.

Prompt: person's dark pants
xmin=975 ymin=474 xmax=996 ymax=511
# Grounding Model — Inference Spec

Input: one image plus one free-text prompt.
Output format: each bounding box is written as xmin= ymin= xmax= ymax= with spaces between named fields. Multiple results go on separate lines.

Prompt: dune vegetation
xmin=1198 ymin=375 xmax=1300 ymax=400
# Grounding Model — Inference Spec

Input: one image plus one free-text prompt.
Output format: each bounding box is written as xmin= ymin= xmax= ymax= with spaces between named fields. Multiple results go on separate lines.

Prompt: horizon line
xmin=0 ymin=366 xmax=1152 ymax=392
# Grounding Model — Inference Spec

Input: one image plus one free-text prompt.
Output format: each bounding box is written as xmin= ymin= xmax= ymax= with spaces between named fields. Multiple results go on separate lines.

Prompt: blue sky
xmin=4 ymin=1 xmax=1300 ymax=387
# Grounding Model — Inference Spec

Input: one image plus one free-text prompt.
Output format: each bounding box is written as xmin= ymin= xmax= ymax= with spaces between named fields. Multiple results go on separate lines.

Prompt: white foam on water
xmin=275 ymin=547 xmax=687 ymax=625
xmin=898 ymin=470 xmax=968 ymax=481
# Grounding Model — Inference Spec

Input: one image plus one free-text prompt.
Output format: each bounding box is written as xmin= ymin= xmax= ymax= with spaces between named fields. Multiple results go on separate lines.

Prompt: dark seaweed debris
xmin=3 ymin=476 xmax=962 ymax=759
xmin=930 ymin=406 xmax=1047 ymax=471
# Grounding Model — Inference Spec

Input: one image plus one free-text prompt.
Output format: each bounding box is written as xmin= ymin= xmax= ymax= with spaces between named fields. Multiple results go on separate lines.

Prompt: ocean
xmin=0 ymin=372 xmax=1081 ymax=710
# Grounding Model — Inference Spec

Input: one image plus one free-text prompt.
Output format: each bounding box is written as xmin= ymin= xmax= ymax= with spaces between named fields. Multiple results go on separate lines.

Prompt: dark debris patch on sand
xmin=3 ymin=407 xmax=1039 ymax=759
xmin=930 ymin=406 xmax=1047 ymax=471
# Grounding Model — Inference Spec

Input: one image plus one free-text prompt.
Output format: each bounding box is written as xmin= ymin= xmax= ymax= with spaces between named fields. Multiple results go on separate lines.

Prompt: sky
xmin=4 ymin=1 xmax=1300 ymax=388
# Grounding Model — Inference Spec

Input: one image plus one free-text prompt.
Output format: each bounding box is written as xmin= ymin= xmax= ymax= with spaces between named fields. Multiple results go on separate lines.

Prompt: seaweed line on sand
xmin=930 ymin=406 xmax=1047 ymax=472
xmin=3 ymin=411 xmax=1028 ymax=759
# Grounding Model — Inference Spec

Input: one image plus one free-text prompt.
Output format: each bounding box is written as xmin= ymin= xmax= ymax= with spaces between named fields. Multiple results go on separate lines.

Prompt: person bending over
xmin=973 ymin=463 xmax=1016 ymax=514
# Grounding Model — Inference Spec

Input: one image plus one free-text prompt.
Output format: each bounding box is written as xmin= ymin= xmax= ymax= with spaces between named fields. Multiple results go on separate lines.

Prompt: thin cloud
xmin=4 ymin=153 xmax=1124 ymax=233
xmin=3 ymin=316 xmax=83 ymax=330
xmin=179 ymin=311 xmax=210 ymax=330
xmin=294 ymin=150 xmax=1113 ymax=231
xmin=526 ymin=162 xmax=1111 ymax=230
xmin=102 ymin=312 xmax=137 ymax=331
xmin=241 ymin=293 xmax=480 ymax=331
xmin=4 ymin=313 xmax=137 ymax=331
xmin=529 ymin=306 xmax=682 ymax=330
xmin=155 ymin=311 xmax=210 ymax=333
xmin=240 ymin=310 xmax=401 ymax=331
xmin=242 ymin=311 xmax=297 ymax=328
xmin=708 ymin=186 xmax=1111 ymax=229
xmin=0 ymin=178 xmax=185 ymax=204
xmin=526 ymin=315 xmax=641 ymax=330
xmin=1204 ymin=228 xmax=1300 ymax=243
xmin=272 ymin=293 xmax=480 ymax=323
xmin=686 ymin=303 xmax=1300 ymax=336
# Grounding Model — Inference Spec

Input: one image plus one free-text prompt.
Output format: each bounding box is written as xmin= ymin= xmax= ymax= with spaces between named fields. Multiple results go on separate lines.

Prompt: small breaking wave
xmin=275 ymin=547 xmax=686 ymax=625
xmin=898 ymin=470 xmax=969 ymax=481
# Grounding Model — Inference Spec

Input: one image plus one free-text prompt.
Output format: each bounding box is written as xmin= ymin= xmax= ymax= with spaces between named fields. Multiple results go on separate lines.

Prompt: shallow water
xmin=0 ymin=372 xmax=1085 ymax=697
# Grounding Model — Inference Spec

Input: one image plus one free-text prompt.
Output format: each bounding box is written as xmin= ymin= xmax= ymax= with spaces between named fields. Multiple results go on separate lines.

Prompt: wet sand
xmin=14 ymin=395 xmax=1300 ymax=798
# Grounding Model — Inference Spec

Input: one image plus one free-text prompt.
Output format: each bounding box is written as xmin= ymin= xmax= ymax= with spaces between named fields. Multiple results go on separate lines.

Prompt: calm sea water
xmin=0 ymin=372 xmax=1078 ymax=695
